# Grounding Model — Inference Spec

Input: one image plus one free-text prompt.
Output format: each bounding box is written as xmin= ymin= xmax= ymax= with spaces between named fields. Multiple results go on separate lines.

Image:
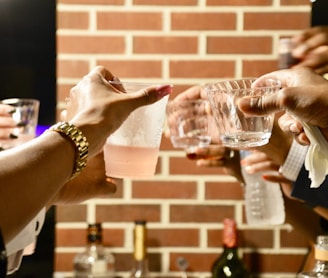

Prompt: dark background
xmin=311 ymin=0 xmax=328 ymax=26
xmin=0 ymin=0 xmax=56 ymax=277
xmin=0 ymin=0 xmax=327 ymax=277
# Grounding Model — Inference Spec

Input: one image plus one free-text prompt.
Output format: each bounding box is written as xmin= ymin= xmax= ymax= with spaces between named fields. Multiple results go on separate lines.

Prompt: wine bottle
xmin=211 ymin=218 xmax=251 ymax=278
xmin=73 ymin=223 xmax=115 ymax=278
xmin=130 ymin=220 xmax=150 ymax=278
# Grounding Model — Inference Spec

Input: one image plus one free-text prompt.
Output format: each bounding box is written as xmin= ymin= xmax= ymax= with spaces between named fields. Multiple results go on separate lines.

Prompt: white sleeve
xmin=5 ymin=208 xmax=46 ymax=275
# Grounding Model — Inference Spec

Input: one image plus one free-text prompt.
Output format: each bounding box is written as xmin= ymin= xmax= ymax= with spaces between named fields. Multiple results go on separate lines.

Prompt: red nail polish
xmin=156 ymin=84 xmax=173 ymax=98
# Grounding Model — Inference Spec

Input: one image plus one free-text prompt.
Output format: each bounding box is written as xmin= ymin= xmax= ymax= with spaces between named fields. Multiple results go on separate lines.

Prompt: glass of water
xmin=166 ymin=99 xmax=213 ymax=158
xmin=206 ymin=78 xmax=281 ymax=148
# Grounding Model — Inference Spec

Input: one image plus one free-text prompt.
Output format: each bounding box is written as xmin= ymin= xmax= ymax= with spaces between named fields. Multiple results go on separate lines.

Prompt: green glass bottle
xmin=211 ymin=218 xmax=251 ymax=278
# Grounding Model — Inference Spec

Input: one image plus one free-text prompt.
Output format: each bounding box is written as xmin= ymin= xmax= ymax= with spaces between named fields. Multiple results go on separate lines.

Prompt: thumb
xmin=128 ymin=84 xmax=173 ymax=108
xmin=238 ymin=94 xmax=282 ymax=116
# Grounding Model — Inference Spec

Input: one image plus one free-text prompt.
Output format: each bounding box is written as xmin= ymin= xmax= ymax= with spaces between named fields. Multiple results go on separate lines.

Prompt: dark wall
xmin=0 ymin=0 xmax=56 ymax=125
xmin=311 ymin=0 xmax=328 ymax=26
xmin=0 ymin=0 xmax=56 ymax=277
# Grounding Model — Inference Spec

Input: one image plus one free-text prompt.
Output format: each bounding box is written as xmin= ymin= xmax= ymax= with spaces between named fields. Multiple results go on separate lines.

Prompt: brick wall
xmin=55 ymin=0 xmax=318 ymax=277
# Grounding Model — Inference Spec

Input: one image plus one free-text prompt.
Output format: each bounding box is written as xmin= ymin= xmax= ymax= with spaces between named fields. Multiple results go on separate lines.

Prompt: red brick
xmin=207 ymin=36 xmax=273 ymax=54
xmin=56 ymin=205 xmax=87 ymax=222
xmin=57 ymin=60 xmax=89 ymax=78
xmin=115 ymin=253 xmax=162 ymax=272
xmin=97 ymin=12 xmax=162 ymax=30
xmin=58 ymin=0 xmax=123 ymax=4
xmin=134 ymin=36 xmax=198 ymax=54
xmin=134 ymin=0 xmax=197 ymax=5
xmin=96 ymin=204 xmax=161 ymax=222
xmin=132 ymin=181 xmax=197 ymax=199
xmin=247 ymin=253 xmax=306 ymax=273
xmin=170 ymin=252 xmax=218 ymax=272
xmin=57 ymin=35 xmax=125 ymax=54
xmin=208 ymin=228 xmax=274 ymax=248
xmin=281 ymin=0 xmax=310 ymax=5
xmin=149 ymin=228 xmax=199 ymax=247
xmin=171 ymin=12 xmax=236 ymax=31
xmin=57 ymin=11 xmax=89 ymax=29
xmin=169 ymin=156 xmax=227 ymax=175
xmin=57 ymin=84 xmax=75 ymax=103
xmin=205 ymin=181 xmax=244 ymax=200
xmin=170 ymin=205 xmax=235 ymax=223
xmin=56 ymin=227 xmax=124 ymax=247
xmin=244 ymin=12 xmax=310 ymax=30
xmin=207 ymin=0 xmax=272 ymax=5
xmin=55 ymin=252 xmax=75 ymax=272
xmin=96 ymin=60 xmax=162 ymax=78
xmin=170 ymin=60 xmax=235 ymax=78
xmin=242 ymin=59 xmax=278 ymax=77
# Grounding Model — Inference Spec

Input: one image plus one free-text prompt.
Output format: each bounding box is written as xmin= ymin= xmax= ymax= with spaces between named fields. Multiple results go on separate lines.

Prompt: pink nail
xmin=156 ymin=84 xmax=173 ymax=98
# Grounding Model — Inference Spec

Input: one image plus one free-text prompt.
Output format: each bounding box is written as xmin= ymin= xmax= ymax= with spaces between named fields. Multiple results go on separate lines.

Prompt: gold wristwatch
xmin=48 ymin=122 xmax=89 ymax=179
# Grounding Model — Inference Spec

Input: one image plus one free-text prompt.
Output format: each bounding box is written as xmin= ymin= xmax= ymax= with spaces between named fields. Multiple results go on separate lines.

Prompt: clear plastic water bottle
xmin=240 ymin=150 xmax=286 ymax=226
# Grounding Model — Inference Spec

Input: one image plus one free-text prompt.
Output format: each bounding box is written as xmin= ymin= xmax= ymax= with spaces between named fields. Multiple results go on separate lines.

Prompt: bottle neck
xmin=222 ymin=219 xmax=238 ymax=249
xmin=133 ymin=223 xmax=147 ymax=262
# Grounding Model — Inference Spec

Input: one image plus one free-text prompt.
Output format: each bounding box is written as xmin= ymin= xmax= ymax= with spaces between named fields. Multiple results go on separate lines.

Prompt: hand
xmin=174 ymin=85 xmax=209 ymax=101
xmin=48 ymin=152 xmax=121 ymax=206
xmin=194 ymin=145 xmax=243 ymax=183
xmin=66 ymin=66 xmax=172 ymax=157
xmin=169 ymin=85 xmax=220 ymax=141
xmin=238 ymin=67 xmax=328 ymax=142
xmin=292 ymin=26 xmax=328 ymax=75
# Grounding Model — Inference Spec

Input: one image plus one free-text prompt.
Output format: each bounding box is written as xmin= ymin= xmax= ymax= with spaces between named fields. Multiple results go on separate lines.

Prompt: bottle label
xmin=92 ymin=260 xmax=108 ymax=274
xmin=315 ymin=248 xmax=328 ymax=261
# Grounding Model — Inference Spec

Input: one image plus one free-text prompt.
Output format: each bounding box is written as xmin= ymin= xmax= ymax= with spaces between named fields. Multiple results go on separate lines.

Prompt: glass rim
xmin=167 ymin=99 xmax=209 ymax=104
xmin=1 ymin=98 xmax=40 ymax=105
xmin=205 ymin=78 xmax=281 ymax=92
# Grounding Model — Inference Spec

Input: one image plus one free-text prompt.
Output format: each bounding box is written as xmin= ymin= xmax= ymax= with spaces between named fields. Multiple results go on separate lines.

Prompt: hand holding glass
xmin=103 ymin=81 xmax=170 ymax=179
xmin=206 ymin=79 xmax=281 ymax=148
xmin=0 ymin=98 xmax=39 ymax=149
xmin=166 ymin=99 xmax=213 ymax=158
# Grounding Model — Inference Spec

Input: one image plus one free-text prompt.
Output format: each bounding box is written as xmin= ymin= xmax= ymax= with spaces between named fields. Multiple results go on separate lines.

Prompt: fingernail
xmin=292 ymin=44 xmax=308 ymax=58
xmin=9 ymin=133 xmax=18 ymax=139
xmin=8 ymin=108 xmax=16 ymax=114
xmin=156 ymin=84 xmax=173 ymax=98
xmin=245 ymin=165 xmax=254 ymax=174
xmin=16 ymin=122 xmax=26 ymax=127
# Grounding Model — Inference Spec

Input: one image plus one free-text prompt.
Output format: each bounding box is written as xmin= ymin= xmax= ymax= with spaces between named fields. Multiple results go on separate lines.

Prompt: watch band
xmin=48 ymin=122 xmax=89 ymax=179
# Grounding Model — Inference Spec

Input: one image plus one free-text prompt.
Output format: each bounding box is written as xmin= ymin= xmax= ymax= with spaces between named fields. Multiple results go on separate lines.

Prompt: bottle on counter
xmin=73 ymin=223 xmax=115 ymax=278
xmin=130 ymin=220 xmax=150 ymax=278
xmin=298 ymin=235 xmax=328 ymax=277
xmin=211 ymin=218 xmax=251 ymax=278
xmin=240 ymin=150 xmax=286 ymax=226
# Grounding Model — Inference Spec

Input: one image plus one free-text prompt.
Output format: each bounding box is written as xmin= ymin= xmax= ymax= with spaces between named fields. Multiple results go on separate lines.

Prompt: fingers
xmin=262 ymin=173 xmax=291 ymax=184
xmin=237 ymin=93 xmax=281 ymax=116
xmin=174 ymin=86 xmax=206 ymax=101
xmin=127 ymin=84 xmax=173 ymax=110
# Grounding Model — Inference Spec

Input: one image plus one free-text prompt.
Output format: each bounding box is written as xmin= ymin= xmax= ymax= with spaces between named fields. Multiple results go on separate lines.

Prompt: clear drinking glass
xmin=206 ymin=79 xmax=281 ymax=148
xmin=166 ymin=99 xmax=213 ymax=158
xmin=0 ymin=98 xmax=40 ymax=149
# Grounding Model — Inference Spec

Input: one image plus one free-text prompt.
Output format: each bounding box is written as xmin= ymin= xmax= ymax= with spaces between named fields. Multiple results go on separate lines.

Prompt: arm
xmin=0 ymin=66 xmax=172 ymax=243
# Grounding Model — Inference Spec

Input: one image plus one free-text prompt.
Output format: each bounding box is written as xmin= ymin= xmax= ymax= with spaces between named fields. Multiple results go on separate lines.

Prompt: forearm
xmin=0 ymin=131 xmax=75 ymax=243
